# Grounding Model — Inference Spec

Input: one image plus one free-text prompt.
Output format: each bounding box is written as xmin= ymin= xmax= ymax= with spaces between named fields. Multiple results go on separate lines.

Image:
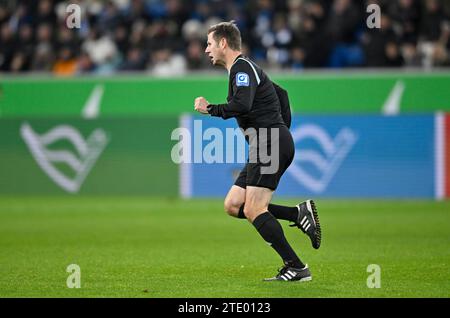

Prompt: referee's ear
xmin=219 ymin=37 xmax=227 ymax=50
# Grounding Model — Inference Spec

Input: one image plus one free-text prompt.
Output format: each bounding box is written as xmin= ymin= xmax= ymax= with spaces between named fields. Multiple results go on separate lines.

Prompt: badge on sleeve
xmin=236 ymin=72 xmax=250 ymax=87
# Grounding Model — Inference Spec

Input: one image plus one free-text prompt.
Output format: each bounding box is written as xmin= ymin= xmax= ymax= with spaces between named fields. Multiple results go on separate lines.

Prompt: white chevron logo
xmin=20 ymin=122 xmax=109 ymax=193
xmin=288 ymin=124 xmax=357 ymax=193
xmin=382 ymin=80 xmax=405 ymax=116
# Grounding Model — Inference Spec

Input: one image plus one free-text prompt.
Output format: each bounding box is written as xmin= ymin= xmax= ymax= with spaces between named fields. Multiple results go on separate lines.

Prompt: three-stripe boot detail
xmin=290 ymin=200 xmax=321 ymax=249
xmin=263 ymin=264 xmax=312 ymax=282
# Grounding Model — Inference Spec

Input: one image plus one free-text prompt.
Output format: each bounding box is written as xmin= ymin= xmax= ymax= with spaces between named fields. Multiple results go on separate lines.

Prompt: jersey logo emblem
xmin=236 ymin=72 xmax=250 ymax=86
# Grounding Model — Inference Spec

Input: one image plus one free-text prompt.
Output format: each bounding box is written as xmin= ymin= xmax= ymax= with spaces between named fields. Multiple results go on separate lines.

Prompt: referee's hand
xmin=194 ymin=97 xmax=209 ymax=114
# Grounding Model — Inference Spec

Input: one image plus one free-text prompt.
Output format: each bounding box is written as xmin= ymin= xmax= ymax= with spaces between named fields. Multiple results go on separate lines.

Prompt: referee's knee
xmin=243 ymin=202 xmax=269 ymax=222
xmin=223 ymin=198 xmax=241 ymax=217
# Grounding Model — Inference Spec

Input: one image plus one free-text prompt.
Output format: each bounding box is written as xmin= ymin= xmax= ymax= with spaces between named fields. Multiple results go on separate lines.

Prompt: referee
xmin=194 ymin=21 xmax=321 ymax=282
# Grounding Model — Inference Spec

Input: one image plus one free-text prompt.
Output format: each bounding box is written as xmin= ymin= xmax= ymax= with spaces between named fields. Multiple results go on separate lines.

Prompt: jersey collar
xmin=228 ymin=54 xmax=244 ymax=74
xmin=233 ymin=54 xmax=243 ymax=64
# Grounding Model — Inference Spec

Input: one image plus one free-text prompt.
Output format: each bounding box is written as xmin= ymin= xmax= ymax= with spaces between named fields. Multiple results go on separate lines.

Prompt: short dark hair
xmin=207 ymin=21 xmax=241 ymax=51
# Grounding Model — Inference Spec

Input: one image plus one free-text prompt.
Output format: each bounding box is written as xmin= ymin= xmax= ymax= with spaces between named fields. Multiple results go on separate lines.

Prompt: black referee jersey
xmin=207 ymin=54 xmax=286 ymax=131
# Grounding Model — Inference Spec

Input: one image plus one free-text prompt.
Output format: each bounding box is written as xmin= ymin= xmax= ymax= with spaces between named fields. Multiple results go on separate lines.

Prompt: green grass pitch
xmin=0 ymin=196 xmax=449 ymax=298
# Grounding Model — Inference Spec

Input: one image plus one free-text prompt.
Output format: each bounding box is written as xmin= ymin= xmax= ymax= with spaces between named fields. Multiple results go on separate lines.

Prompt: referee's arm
xmin=207 ymin=62 xmax=257 ymax=119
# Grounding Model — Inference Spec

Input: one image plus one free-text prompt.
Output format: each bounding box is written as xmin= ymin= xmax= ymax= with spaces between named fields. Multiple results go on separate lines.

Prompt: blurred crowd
xmin=0 ymin=0 xmax=449 ymax=76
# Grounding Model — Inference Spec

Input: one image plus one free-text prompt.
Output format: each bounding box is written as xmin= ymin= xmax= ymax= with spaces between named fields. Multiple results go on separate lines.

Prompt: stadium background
xmin=0 ymin=0 xmax=449 ymax=298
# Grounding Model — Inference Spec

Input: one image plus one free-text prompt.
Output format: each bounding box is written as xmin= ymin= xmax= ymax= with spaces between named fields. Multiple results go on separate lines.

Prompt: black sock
xmin=252 ymin=212 xmax=304 ymax=268
xmin=238 ymin=203 xmax=298 ymax=222
xmin=237 ymin=205 xmax=246 ymax=219
xmin=268 ymin=204 xmax=298 ymax=222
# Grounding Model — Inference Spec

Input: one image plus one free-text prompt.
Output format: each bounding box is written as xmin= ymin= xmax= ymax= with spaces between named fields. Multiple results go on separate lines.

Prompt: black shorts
xmin=234 ymin=125 xmax=294 ymax=190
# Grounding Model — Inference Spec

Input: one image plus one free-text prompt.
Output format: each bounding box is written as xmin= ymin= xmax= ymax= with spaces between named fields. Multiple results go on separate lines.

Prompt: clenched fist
xmin=194 ymin=97 xmax=210 ymax=114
